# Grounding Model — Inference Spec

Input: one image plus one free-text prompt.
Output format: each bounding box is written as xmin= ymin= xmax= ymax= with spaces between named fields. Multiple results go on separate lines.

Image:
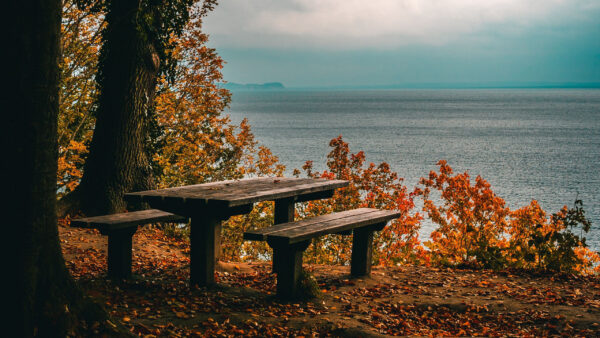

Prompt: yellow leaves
xmin=57 ymin=140 xmax=89 ymax=196
xmin=573 ymin=246 xmax=600 ymax=275
xmin=154 ymin=32 xmax=274 ymax=186
xmin=58 ymin=1 xmax=103 ymax=196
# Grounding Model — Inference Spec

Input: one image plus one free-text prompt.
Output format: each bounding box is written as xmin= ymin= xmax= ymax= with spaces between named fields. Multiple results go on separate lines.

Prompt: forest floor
xmin=59 ymin=224 xmax=600 ymax=337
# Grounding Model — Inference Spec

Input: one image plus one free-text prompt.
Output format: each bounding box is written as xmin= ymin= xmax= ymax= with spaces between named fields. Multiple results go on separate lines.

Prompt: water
xmin=225 ymin=89 xmax=600 ymax=250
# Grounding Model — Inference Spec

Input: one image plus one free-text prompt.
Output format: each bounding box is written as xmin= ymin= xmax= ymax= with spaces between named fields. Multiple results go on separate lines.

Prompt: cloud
xmin=203 ymin=0 xmax=599 ymax=49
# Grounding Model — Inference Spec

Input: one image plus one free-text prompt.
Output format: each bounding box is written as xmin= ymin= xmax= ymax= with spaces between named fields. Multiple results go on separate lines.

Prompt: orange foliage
xmin=507 ymin=201 xmax=599 ymax=274
xmin=57 ymin=140 xmax=88 ymax=195
xmin=416 ymin=160 xmax=510 ymax=267
xmin=153 ymin=6 xmax=285 ymax=188
xmin=574 ymin=246 xmax=600 ymax=275
xmin=220 ymin=146 xmax=286 ymax=261
xmin=417 ymin=161 xmax=599 ymax=274
xmin=57 ymin=1 xmax=103 ymax=195
xmin=153 ymin=11 xmax=236 ymax=185
xmin=147 ymin=5 xmax=286 ymax=261
xmin=295 ymin=136 xmax=424 ymax=266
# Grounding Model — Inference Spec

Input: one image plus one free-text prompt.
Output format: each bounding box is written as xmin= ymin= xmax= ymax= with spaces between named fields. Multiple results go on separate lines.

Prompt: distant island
xmin=223 ymin=82 xmax=285 ymax=91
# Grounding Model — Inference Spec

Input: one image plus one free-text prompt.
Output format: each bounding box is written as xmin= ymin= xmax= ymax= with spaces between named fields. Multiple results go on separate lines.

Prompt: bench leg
xmin=271 ymin=240 xmax=310 ymax=299
xmin=272 ymin=198 xmax=295 ymax=273
xmin=351 ymin=228 xmax=374 ymax=277
xmin=107 ymin=228 xmax=137 ymax=280
xmin=190 ymin=214 xmax=220 ymax=287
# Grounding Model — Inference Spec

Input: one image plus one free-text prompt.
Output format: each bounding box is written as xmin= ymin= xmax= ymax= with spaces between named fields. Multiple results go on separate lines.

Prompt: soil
xmin=59 ymin=224 xmax=600 ymax=336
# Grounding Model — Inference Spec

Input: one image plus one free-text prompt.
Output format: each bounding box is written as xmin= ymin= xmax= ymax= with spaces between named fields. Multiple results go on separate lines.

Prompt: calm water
xmin=226 ymin=89 xmax=600 ymax=249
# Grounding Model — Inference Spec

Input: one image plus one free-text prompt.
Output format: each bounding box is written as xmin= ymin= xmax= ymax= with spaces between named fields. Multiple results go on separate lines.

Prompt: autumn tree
xmin=153 ymin=4 xmax=261 ymax=187
xmin=4 ymin=1 xmax=110 ymax=335
xmin=60 ymin=0 xmax=197 ymax=216
xmin=151 ymin=5 xmax=286 ymax=260
xmin=57 ymin=0 xmax=103 ymax=197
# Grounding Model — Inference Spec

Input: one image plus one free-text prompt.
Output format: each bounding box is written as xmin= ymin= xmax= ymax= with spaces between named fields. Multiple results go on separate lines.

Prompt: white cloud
xmin=203 ymin=0 xmax=596 ymax=49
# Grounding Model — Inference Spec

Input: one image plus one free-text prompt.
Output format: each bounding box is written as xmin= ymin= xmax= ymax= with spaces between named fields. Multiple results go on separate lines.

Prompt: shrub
xmin=416 ymin=160 xmax=599 ymax=274
xmin=416 ymin=160 xmax=510 ymax=268
xmin=295 ymin=136 xmax=424 ymax=266
xmin=507 ymin=199 xmax=598 ymax=274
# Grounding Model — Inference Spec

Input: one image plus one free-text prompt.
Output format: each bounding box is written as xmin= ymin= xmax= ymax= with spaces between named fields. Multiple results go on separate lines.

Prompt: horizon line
xmin=225 ymin=81 xmax=600 ymax=90
xmin=289 ymin=82 xmax=600 ymax=90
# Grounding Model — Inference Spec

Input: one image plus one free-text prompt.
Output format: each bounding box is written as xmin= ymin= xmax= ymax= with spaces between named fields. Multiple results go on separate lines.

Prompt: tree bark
xmin=71 ymin=0 xmax=160 ymax=216
xmin=3 ymin=1 xmax=109 ymax=336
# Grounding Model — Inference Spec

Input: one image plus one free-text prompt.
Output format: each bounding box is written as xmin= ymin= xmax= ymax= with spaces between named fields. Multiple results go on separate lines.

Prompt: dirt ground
xmin=60 ymin=224 xmax=600 ymax=337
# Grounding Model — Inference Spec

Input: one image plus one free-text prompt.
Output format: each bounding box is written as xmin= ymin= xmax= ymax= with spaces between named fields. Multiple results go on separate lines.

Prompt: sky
xmin=203 ymin=0 xmax=600 ymax=88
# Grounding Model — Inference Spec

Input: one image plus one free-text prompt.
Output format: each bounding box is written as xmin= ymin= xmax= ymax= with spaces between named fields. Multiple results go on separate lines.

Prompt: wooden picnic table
xmin=124 ymin=177 xmax=348 ymax=286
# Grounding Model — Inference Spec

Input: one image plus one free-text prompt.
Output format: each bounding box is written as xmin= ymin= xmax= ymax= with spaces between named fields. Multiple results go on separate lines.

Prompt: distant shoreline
xmin=224 ymin=82 xmax=600 ymax=91
xmin=288 ymin=83 xmax=600 ymax=91
xmin=222 ymin=82 xmax=285 ymax=91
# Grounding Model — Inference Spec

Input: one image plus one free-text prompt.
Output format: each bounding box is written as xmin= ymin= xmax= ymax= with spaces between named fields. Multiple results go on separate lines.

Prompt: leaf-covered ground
xmin=60 ymin=224 xmax=600 ymax=337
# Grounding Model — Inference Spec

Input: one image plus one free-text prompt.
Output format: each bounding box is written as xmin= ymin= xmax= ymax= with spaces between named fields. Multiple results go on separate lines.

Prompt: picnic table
xmin=124 ymin=177 xmax=348 ymax=286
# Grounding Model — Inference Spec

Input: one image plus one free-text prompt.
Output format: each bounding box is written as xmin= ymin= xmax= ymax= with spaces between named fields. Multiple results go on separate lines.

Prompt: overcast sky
xmin=203 ymin=0 xmax=600 ymax=87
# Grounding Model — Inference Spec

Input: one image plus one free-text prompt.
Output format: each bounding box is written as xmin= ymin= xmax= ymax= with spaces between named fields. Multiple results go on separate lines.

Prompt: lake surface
xmin=225 ymin=89 xmax=600 ymax=250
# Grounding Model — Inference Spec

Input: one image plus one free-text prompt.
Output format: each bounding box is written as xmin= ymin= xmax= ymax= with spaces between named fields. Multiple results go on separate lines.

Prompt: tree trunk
xmin=71 ymin=0 xmax=160 ymax=216
xmin=3 ymin=1 xmax=108 ymax=336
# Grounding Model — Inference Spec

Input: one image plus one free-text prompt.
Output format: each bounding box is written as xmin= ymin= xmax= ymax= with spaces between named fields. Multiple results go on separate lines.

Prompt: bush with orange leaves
xmin=293 ymin=136 xmax=424 ymax=266
xmin=224 ymin=136 xmax=423 ymax=264
xmin=507 ymin=199 xmax=599 ymax=274
xmin=417 ymin=160 xmax=599 ymax=274
xmin=416 ymin=160 xmax=511 ymax=269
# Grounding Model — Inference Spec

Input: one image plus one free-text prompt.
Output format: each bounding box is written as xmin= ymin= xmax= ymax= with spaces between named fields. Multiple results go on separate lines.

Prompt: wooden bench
xmin=244 ymin=208 xmax=401 ymax=299
xmin=71 ymin=209 xmax=187 ymax=279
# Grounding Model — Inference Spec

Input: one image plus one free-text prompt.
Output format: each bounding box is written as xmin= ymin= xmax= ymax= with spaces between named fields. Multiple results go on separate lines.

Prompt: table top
xmin=124 ymin=177 xmax=348 ymax=212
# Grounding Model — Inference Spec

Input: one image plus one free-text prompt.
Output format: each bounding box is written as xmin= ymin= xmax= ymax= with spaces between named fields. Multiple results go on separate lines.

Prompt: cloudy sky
xmin=203 ymin=0 xmax=600 ymax=88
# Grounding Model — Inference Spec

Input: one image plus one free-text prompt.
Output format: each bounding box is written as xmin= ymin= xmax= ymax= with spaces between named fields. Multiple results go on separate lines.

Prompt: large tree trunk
xmin=69 ymin=0 xmax=160 ymax=216
xmin=3 ymin=1 xmax=108 ymax=336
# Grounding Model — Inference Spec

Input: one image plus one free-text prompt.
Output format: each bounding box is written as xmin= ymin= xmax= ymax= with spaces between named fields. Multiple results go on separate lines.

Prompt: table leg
xmin=107 ymin=227 xmax=137 ymax=280
xmin=190 ymin=213 xmax=220 ymax=286
xmin=274 ymin=197 xmax=295 ymax=224
xmin=273 ymin=198 xmax=295 ymax=272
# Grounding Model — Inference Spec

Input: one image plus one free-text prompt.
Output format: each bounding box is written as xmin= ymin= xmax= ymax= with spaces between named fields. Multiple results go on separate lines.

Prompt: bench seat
xmin=244 ymin=208 xmax=401 ymax=299
xmin=71 ymin=209 xmax=187 ymax=279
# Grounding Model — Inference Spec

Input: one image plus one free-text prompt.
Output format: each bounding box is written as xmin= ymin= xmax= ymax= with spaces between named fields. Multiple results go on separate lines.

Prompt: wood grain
xmin=71 ymin=209 xmax=186 ymax=232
